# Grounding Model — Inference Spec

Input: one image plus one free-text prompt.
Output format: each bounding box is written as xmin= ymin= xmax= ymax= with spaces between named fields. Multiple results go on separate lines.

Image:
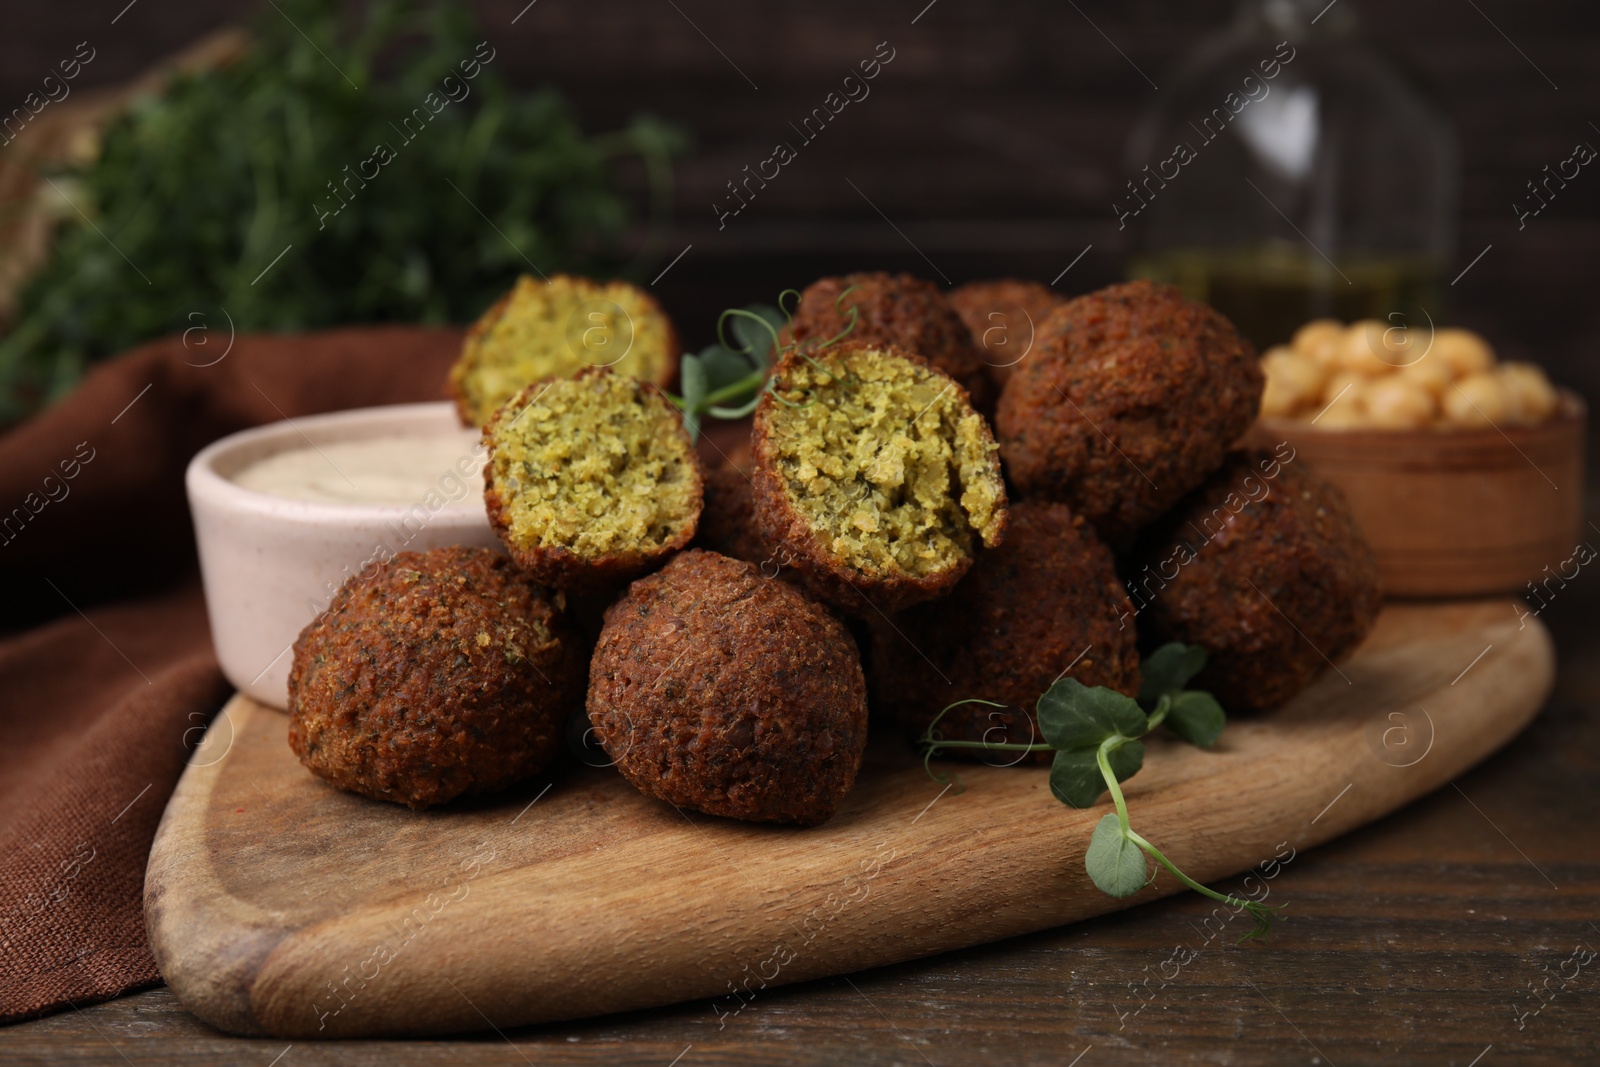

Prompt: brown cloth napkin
xmin=0 ymin=324 xmax=462 ymax=1023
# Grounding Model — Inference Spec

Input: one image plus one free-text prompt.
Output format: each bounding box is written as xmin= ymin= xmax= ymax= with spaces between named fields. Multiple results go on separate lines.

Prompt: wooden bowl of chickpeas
xmin=1246 ymin=319 xmax=1585 ymax=598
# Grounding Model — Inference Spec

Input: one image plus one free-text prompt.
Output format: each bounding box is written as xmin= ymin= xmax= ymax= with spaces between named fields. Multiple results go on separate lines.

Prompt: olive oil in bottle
xmin=1130 ymin=244 xmax=1444 ymax=351
xmin=1122 ymin=0 xmax=1457 ymax=349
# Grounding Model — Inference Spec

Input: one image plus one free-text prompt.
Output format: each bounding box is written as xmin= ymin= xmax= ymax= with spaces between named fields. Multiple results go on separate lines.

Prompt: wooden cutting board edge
xmin=145 ymin=602 xmax=1555 ymax=1038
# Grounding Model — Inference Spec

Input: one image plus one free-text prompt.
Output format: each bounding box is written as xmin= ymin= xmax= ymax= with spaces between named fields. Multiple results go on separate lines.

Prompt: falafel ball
xmin=947 ymin=278 xmax=1066 ymax=389
xmin=288 ymin=546 xmax=586 ymax=809
xmin=870 ymin=499 xmax=1139 ymax=761
xmin=693 ymin=461 xmax=772 ymax=568
xmin=784 ymin=272 xmax=995 ymax=413
xmin=1134 ymin=448 xmax=1382 ymax=712
xmin=587 ymin=550 xmax=869 ymax=826
xmin=449 ymin=274 xmax=680 ymax=428
xmin=751 ymin=341 xmax=1008 ymax=615
xmin=996 ymin=280 xmax=1262 ymax=540
xmin=483 ymin=369 xmax=703 ymax=591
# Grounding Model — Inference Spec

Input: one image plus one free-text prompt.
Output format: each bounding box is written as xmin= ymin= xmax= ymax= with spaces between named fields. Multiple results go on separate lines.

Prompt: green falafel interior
xmin=766 ymin=344 xmax=1005 ymax=579
xmin=485 ymin=371 xmax=699 ymax=558
xmin=450 ymin=275 xmax=680 ymax=429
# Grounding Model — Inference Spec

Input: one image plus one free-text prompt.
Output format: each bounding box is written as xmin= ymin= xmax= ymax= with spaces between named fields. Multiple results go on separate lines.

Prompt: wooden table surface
xmin=2 ymin=578 xmax=1596 ymax=1066
xmin=1 ymin=2 xmax=1595 ymax=1061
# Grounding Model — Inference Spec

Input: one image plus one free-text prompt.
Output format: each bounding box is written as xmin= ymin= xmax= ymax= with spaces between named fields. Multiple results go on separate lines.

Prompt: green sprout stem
xmin=1096 ymin=737 xmax=1135 ymax=836
xmin=1143 ymin=693 xmax=1173 ymax=732
xmin=1096 ymin=739 xmax=1280 ymax=941
xmin=917 ymin=646 xmax=1283 ymax=944
xmin=919 ymin=699 xmax=1031 ymax=783
xmin=678 ymin=285 xmax=866 ymax=434
xmin=715 ymin=307 xmax=782 ymax=369
xmin=925 ymin=741 xmax=1050 ymax=752
xmin=701 ymin=368 xmax=768 ymax=408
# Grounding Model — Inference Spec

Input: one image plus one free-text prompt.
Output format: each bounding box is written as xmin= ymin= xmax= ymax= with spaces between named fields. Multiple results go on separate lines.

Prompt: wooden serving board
xmin=146 ymin=600 xmax=1553 ymax=1038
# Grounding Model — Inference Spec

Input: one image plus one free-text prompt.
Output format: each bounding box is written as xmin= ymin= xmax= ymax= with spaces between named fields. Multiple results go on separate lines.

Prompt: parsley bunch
xmin=0 ymin=0 xmax=685 ymax=420
xmin=922 ymin=644 xmax=1284 ymax=940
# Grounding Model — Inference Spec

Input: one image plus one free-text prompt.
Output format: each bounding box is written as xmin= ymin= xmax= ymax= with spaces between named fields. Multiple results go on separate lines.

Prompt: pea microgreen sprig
xmin=672 ymin=287 xmax=858 ymax=438
xmin=920 ymin=643 xmax=1284 ymax=941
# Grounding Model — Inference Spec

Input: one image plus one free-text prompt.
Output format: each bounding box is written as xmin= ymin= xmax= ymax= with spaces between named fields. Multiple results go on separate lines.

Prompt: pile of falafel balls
xmin=287 ymin=272 xmax=1382 ymax=825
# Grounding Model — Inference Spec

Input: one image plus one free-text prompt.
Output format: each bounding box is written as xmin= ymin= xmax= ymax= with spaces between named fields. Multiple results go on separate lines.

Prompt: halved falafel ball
xmin=870 ymin=499 xmax=1139 ymax=761
xmin=948 ymin=278 xmax=1066 ymax=388
xmin=483 ymin=369 xmax=703 ymax=591
xmin=751 ymin=341 xmax=1008 ymax=615
xmin=1134 ymin=448 xmax=1382 ymax=712
xmin=587 ymin=550 xmax=868 ymax=826
xmin=784 ymin=272 xmax=995 ymax=413
xmin=996 ymin=280 xmax=1262 ymax=540
xmin=287 ymin=546 xmax=586 ymax=809
xmin=449 ymin=274 xmax=680 ymax=428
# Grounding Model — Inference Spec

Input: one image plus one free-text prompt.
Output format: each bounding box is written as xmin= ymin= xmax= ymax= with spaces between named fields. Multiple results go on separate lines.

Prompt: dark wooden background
xmin=2 ymin=1 xmax=1598 ymax=1063
xmin=5 ymin=0 xmax=1598 ymax=404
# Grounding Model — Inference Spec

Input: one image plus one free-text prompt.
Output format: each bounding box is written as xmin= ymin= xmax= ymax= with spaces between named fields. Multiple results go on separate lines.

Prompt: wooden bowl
xmin=1245 ymin=391 xmax=1587 ymax=598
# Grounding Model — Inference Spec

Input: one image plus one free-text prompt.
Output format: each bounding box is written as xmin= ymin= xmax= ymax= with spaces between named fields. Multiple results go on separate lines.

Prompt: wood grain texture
xmin=142 ymin=599 xmax=1551 ymax=1039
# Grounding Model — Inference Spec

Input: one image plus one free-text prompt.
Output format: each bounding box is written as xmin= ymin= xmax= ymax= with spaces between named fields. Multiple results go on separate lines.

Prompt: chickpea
xmin=1260 ymin=349 xmax=1327 ymax=416
xmin=1498 ymin=362 xmax=1559 ymax=424
xmin=1443 ymin=372 xmax=1511 ymax=428
xmin=1376 ymin=324 xmax=1424 ymax=368
xmin=1432 ymin=328 xmax=1495 ymax=379
xmin=1336 ymin=320 xmax=1399 ymax=376
xmin=1292 ymin=319 xmax=1345 ymax=364
xmin=1397 ymin=357 xmax=1453 ymax=397
xmin=1320 ymin=370 xmax=1367 ymax=410
xmin=1363 ymin=376 xmax=1437 ymax=429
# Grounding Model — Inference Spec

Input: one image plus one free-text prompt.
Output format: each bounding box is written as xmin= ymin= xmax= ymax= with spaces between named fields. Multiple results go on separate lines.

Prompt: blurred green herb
xmin=0 ymin=0 xmax=686 ymax=420
xmin=920 ymin=642 xmax=1284 ymax=941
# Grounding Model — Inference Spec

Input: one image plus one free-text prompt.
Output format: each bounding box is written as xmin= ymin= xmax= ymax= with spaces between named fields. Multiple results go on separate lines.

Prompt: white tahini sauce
xmin=232 ymin=431 xmax=487 ymax=506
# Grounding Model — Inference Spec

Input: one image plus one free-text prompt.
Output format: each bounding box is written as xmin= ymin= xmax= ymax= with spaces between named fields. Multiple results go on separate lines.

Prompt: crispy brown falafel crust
xmin=587 ymin=550 xmax=869 ymax=826
xmin=870 ymin=500 xmax=1140 ymax=762
xmin=482 ymin=370 xmax=704 ymax=592
xmin=288 ymin=547 xmax=586 ymax=809
xmin=996 ymin=280 xmax=1262 ymax=540
xmin=693 ymin=462 xmax=772 ymax=568
xmin=750 ymin=343 xmax=1008 ymax=616
xmin=785 ymin=272 xmax=996 ymax=413
xmin=1136 ymin=448 xmax=1382 ymax=712
xmin=948 ymin=278 xmax=1066 ymax=389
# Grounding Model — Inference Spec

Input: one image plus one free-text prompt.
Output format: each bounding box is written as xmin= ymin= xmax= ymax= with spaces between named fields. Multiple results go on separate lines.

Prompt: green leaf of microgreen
xmin=913 ymin=644 xmax=1279 ymax=939
xmin=698 ymin=344 xmax=756 ymax=392
xmin=1035 ymin=678 xmax=1148 ymax=752
xmin=1085 ymin=813 xmax=1149 ymax=898
xmin=724 ymin=304 xmax=784 ymax=369
xmin=677 ymin=353 xmax=708 ymax=440
xmin=673 ymin=296 xmax=821 ymax=437
xmin=1048 ymin=740 xmax=1144 ymax=808
xmin=1163 ymin=691 xmax=1226 ymax=748
xmin=1137 ymin=642 xmax=1209 ymax=707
